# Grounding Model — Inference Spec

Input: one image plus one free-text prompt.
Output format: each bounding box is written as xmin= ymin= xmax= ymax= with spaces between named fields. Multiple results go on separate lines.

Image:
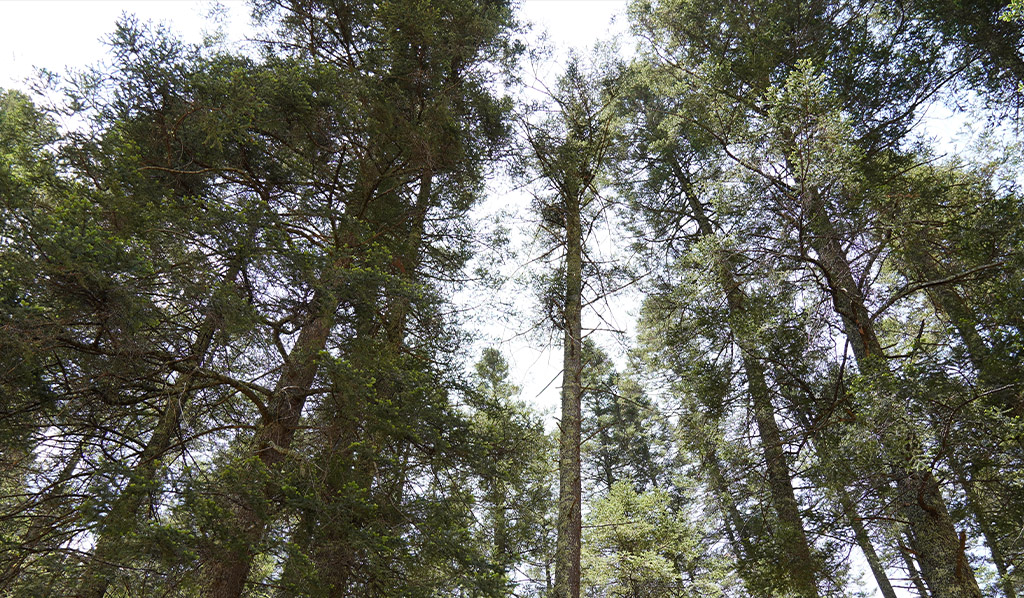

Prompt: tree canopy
xmin=1 ymin=1 xmax=1022 ymax=597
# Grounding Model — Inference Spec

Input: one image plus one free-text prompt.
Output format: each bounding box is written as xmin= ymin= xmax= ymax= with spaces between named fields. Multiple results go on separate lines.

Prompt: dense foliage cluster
xmin=1 ymin=1 xmax=1022 ymax=597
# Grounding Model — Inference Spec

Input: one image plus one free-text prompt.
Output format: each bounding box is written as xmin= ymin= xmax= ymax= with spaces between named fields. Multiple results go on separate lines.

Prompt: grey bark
xmin=801 ymin=188 xmax=982 ymax=598
xmin=685 ymin=185 xmax=819 ymax=597
xmin=555 ymin=177 xmax=583 ymax=598
xmin=837 ymin=489 xmax=900 ymax=598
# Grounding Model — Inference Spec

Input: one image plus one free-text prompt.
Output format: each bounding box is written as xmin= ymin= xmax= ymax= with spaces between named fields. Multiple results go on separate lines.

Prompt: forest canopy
xmin=0 ymin=1 xmax=1022 ymax=598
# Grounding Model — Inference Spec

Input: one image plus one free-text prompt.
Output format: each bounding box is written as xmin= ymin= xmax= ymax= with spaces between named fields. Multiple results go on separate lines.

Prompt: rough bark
xmin=206 ymin=301 xmax=335 ymax=598
xmin=801 ymin=188 xmax=982 ymax=598
xmin=686 ymin=186 xmax=819 ymax=597
xmin=734 ymin=326 xmax=819 ymax=598
xmin=555 ymin=183 xmax=583 ymax=598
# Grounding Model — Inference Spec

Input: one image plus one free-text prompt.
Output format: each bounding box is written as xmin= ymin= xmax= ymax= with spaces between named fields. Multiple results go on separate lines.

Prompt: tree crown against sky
xmin=1 ymin=2 xmax=1023 ymax=598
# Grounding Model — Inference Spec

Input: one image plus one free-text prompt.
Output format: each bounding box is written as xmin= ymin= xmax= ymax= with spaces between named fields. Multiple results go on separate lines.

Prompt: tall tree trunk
xmin=75 ymin=259 xmax=243 ymax=598
xmin=699 ymin=436 xmax=768 ymax=598
xmin=901 ymin=528 xmax=932 ymax=598
xmin=901 ymin=241 xmax=1020 ymax=416
xmin=905 ymin=235 xmax=1019 ymax=598
xmin=206 ymin=300 xmax=335 ymax=598
xmin=802 ymin=188 xmax=982 ymax=598
xmin=837 ymin=489 xmax=899 ymax=598
xmin=273 ymin=172 xmax=433 ymax=597
xmin=733 ymin=322 xmax=819 ymax=598
xmin=685 ymin=185 xmax=819 ymax=597
xmin=788 ymin=386 xmax=900 ymax=598
xmin=948 ymin=449 xmax=1018 ymax=598
xmin=555 ymin=183 xmax=583 ymax=598
xmin=335 ymin=173 xmax=432 ymax=594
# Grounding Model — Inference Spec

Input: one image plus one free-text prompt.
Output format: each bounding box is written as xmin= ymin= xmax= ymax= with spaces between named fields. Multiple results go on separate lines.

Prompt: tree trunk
xmin=686 ymin=185 xmax=819 ymax=597
xmin=901 ymin=528 xmax=932 ymax=598
xmin=902 ymin=241 xmax=1020 ymax=416
xmin=76 ymin=260 xmax=242 ymax=598
xmin=272 ymin=172 xmax=433 ymax=597
xmin=555 ymin=183 xmax=583 ymax=598
xmin=492 ymin=482 xmax=510 ymax=568
xmin=735 ymin=327 xmax=819 ymax=598
xmin=700 ymin=437 xmax=768 ymax=598
xmin=802 ymin=188 xmax=982 ymax=598
xmin=788 ymin=386 xmax=900 ymax=598
xmin=206 ymin=303 xmax=335 ymax=598
xmin=949 ymin=455 xmax=1018 ymax=598
xmin=837 ymin=489 xmax=899 ymax=598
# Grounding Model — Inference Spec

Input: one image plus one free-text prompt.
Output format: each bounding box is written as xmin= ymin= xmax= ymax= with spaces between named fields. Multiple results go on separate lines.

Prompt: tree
xmin=583 ymin=482 xmax=732 ymax=598
xmin=581 ymin=340 xmax=667 ymax=496
xmin=619 ymin=52 xmax=823 ymax=598
xmin=469 ymin=348 xmax=556 ymax=594
xmin=524 ymin=55 xmax=619 ymax=598
xmin=1 ymin=2 xmax=1022 ymax=597
xmin=626 ymin=0 xmax=1011 ymax=595
xmin=194 ymin=0 xmax=522 ymax=594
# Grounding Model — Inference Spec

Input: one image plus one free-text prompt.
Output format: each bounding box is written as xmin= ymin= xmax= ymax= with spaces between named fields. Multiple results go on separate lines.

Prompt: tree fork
xmin=205 ymin=295 xmax=336 ymax=598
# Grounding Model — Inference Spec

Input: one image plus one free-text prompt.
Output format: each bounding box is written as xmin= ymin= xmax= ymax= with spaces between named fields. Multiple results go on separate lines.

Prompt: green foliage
xmin=1 ymin=1 xmax=1022 ymax=597
xmin=583 ymin=482 xmax=733 ymax=598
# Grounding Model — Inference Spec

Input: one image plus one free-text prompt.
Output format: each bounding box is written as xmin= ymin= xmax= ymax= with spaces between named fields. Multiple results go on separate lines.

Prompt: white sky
xmin=0 ymin=0 xmax=630 ymax=88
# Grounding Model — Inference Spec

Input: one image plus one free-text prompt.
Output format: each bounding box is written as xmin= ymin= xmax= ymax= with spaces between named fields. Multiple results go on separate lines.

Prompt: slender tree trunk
xmin=685 ymin=186 xmax=819 ymax=597
xmin=835 ymin=488 xmax=899 ymax=598
xmin=788 ymin=388 xmax=901 ymax=598
xmin=802 ymin=188 xmax=982 ymax=598
xmin=901 ymin=528 xmax=932 ymax=598
xmin=75 ymin=260 xmax=243 ymax=598
xmin=491 ymin=481 xmax=510 ymax=570
xmin=949 ymin=453 xmax=1018 ymax=598
xmin=555 ymin=184 xmax=583 ymax=598
xmin=700 ymin=438 xmax=768 ymax=598
xmin=74 ymin=391 xmax=188 ymax=598
xmin=0 ymin=449 xmax=82 ymax=588
xmin=274 ymin=172 xmax=433 ymax=597
xmin=902 ymin=242 xmax=1020 ymax=416
xmin=902 ymin=205 xmax=1019 ymax=598
xmin=736 ymin=336 xmax=819 ymax=598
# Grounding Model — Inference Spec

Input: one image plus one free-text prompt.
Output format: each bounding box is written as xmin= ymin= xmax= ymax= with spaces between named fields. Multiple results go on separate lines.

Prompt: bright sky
xmin=0 ymin=0 xmax=629 ymax=89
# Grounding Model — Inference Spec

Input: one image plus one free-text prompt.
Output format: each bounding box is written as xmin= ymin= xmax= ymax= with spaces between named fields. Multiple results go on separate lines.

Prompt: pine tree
xmin=524 ymin=56 xmax=619 ymax=598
